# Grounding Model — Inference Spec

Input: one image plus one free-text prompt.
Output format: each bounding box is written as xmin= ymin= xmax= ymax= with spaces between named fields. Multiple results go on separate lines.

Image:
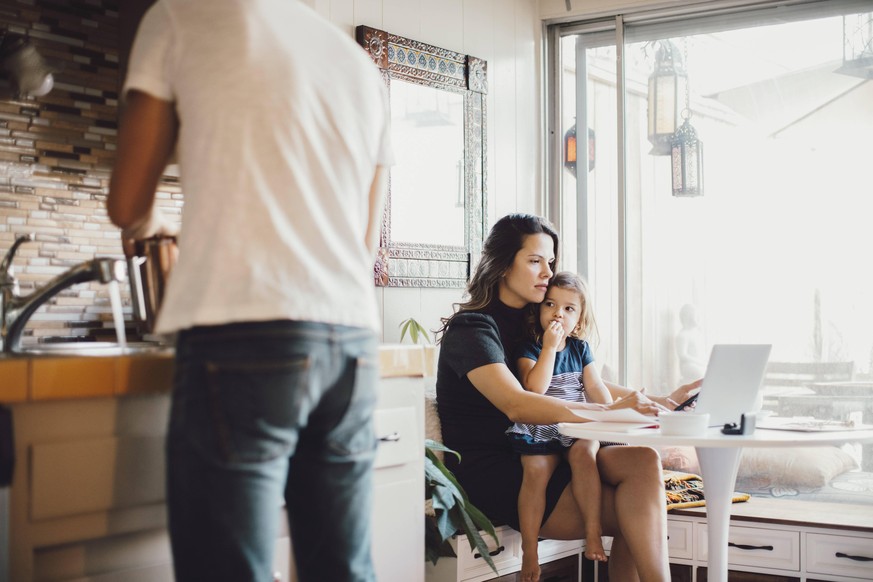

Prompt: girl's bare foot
xmin=520 ymin=551 xmax=541 ymax=582
xmin=584 ymin=535 xmax=608 ymax=562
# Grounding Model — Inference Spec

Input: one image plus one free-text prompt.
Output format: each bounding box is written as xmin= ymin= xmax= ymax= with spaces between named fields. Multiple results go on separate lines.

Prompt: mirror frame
xmin=356 ymin=25 xmax=487 ymax=288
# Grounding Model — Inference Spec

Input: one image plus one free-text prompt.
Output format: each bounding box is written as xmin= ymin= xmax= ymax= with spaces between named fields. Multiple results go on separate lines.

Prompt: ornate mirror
xmin=356 ymin=25 xmax=487 ymax=288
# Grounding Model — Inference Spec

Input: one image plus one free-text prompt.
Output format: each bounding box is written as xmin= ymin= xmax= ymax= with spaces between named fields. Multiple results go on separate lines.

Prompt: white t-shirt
xmin=124 ymin=0 xmax=392 ymax=334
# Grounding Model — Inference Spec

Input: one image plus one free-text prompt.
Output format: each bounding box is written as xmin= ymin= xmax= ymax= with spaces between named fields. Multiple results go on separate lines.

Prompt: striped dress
xmin=506 ymin=337 xmax=597 ymax=448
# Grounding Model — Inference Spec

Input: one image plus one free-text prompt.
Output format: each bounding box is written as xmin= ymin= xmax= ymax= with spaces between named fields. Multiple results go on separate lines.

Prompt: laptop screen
xmin=694 ymin=344 xmax=772 ymax=426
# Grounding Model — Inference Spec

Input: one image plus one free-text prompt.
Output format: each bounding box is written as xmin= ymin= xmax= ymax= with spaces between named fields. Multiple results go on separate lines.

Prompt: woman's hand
xmin=658 ymin=379 xmax=702 ymax=410
xmin=607 ymin=390 xmax=664 ymax=416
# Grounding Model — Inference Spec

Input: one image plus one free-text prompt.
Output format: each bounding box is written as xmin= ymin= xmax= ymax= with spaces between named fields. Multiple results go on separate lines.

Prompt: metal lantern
xmin=837 ymin=13 xmax=873 ymax=79
xmin=647 ymin=41 xmax=687 ymax=155
xmin=564 ymin=123 xmax=577 ymax=176
xmin=671 ymin=118 xmax=703 ymax=197
xmin=563 ymin=122 xmax=595 ymax=177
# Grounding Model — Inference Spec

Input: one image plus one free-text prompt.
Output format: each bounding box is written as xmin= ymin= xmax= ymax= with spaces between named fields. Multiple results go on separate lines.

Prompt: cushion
xmin=658 ymin=445 xmax=859 ymax=489
xmin=424 ymin=393 xmax=443 ymax=461
xmin=736 ymin=446 xmax=858 ymax=489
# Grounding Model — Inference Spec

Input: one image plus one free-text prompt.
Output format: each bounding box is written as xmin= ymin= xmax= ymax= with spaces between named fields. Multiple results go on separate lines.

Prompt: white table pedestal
xmin=557 ymin=422 xmax=873 ymax=582
xmin=696 ymin=447 xmax=742 ymax=582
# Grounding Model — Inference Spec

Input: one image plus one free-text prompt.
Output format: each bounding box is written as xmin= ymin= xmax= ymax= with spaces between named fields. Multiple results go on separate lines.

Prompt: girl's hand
xmin=542 ymin=320 xmax=564 ymax=351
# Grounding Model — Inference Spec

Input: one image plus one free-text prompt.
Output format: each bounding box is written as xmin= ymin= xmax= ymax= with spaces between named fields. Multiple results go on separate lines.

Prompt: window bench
xmin=600 ymin=498 xmax=873 ymax=582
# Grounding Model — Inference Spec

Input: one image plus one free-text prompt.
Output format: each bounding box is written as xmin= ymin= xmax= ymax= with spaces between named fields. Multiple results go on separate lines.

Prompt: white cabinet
xmin=285 ymin=374 xmax=425 ymax=582
xmin=425 ymin=525 xmax=584 ymax=582
xmin=806 ymin=532 xmax=873 ymax=581
xmin=6 ymin=372 xmax=424 ymax=582
xmin=666 ymin=517 xmax=694 ymax=560
xmin=697 ymin=523 xmax=800 ymax=572
xmin=666 ymin=499 xmax=873 ymax=581
xmin=6 ymin=395 xmax=174 ymax=582
xmin=370 ymin=376 xmax=425 ymax=582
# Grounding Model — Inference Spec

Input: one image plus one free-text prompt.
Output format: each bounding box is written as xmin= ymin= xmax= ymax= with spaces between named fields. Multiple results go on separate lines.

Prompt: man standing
xmin=107 ymin=2 xmax=391 ymax=581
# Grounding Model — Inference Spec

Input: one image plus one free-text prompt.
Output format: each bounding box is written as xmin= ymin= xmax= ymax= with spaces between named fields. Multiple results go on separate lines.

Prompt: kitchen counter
xmin=2 ymin=343 xmax=432 ymax=582
xmin=0 ymin=344 xmax=434 ymax=403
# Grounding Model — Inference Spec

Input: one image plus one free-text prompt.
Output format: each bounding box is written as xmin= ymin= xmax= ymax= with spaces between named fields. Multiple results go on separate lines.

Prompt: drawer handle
xmin=728 ymin=542 xmax=773 ymax=552
xmin=379 ymin=432 xmax=401 ymax=442
xmin=474 ymin=545 xmax=505 ymax=559
xmin=836 ymin=552 xmax=873 ymax=562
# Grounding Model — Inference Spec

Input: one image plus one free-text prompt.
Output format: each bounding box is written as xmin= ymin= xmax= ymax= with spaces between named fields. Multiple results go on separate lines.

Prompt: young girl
xmin=506 ymin=271 xmax=614 ymax=582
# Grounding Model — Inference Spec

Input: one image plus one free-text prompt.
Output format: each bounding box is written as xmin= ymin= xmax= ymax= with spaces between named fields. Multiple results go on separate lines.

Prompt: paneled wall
xmin=0 ymin=0 xmax=541 ymax=345
xmin=303 ymin=0 xmax=543 ymax=343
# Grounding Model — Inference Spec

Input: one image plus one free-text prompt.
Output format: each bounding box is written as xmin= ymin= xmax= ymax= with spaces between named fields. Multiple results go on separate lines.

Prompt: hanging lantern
xmin=671 ymin=117 xmax=703 ymax=197
xmin=837 ymin=13 xmax=873 ymax=79
xmin=563 ymin=123 xmax=595 ymax=177
xmin=647 ymin=41 xmax=687 ymax=156
xmin=564 ymin=123 xmax=577 ymax=176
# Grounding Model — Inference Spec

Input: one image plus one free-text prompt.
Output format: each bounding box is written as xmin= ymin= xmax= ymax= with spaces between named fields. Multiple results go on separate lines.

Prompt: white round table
xmin=557 ymin=423 xmax=873 ymax=582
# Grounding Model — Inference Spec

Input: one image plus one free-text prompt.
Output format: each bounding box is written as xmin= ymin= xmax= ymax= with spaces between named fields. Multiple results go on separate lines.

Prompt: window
xmin=548 ymin=1 xmax=873 ymax=476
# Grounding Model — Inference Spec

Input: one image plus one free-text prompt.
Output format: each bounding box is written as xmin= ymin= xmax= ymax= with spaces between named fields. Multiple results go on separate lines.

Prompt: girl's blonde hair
xmin=529 ymin=271 xmax=599 ymax=347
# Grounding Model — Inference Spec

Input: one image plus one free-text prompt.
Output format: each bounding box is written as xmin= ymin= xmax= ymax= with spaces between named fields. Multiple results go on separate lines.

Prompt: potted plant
xmin=398 ymin=317 xmax=437 ymax=375
xmin=400 ymin=318 xmax=498 ymax=572
xmin=425 ymin=439 xmax=499 ymax=574
xmin=399 ymin=317 xmax=432 ymax=345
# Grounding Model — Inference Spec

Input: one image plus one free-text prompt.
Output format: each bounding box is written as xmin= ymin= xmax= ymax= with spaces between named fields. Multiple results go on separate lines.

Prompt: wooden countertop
xmin=0 ymin=344 xmax=436 ymax=403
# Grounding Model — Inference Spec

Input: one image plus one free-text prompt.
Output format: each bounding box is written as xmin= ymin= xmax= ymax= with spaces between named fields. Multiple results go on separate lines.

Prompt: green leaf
xmin=399 ymin=319 xmax=412 ymax=343
xmin=425 ymin=438 xmax=461 ymax=462
xmin=399 ymin=317 xmax=431 ymax=344
xmin=424 ymin=439 xmax=499 ymax=574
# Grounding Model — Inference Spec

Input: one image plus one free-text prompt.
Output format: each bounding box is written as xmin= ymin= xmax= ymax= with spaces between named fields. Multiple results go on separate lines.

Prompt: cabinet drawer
xmin=373 ymin=406 xmax=418 ymax=469
xmin=454 ymin=526 xmax=521 ymax=580
xmin=537 ymin=537 xmax=583 ymax=562
xmin=697 ymin=524 xmax=799 ymax=571
xmin=30 ymin=435 xmax=165 ymax=520
xmin=667 ymin=518 xmax=693 ymax=560
xmin=807 ymin=532 xmax=873 ymax=580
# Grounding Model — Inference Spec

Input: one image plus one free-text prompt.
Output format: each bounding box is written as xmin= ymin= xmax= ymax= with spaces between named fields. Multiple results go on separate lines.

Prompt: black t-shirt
xmin=436 ymin=300 xmax=572 ymax=529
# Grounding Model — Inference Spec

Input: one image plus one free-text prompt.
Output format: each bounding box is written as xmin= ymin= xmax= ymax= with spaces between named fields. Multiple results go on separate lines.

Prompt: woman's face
xmin=498 ymin=233 xmax=554 ymax=308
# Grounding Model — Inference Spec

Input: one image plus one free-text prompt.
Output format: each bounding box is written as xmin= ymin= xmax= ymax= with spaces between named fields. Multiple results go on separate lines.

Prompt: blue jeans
xmin=166 ymin=320 xmax=379 ymax=582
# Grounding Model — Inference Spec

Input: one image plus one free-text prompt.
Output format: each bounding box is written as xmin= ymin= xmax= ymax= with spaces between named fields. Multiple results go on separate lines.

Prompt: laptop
xmin=694 ymin=344 xmax=772 ymax=427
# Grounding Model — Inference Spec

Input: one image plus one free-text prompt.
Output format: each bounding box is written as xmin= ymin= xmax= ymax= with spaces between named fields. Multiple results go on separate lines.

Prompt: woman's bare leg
xmin=518 ymin=454 xmax=560 ymax=582
xmin=566 ymin=439 xmax=606 ymax=561
xmin=597 ymin=446 xmax=668 ymax=581
xmin=538 ymin=445 xmax=668 ymax=582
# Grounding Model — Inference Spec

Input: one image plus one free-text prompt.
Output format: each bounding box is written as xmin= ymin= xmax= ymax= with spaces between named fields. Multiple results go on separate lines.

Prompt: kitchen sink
xmin=13 ymin=341 xmax=172 ymax=357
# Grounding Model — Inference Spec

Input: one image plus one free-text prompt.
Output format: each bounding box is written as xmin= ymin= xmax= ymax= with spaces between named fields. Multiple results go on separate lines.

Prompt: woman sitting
xmin=435 ymin=213 xmax=697 ymax=582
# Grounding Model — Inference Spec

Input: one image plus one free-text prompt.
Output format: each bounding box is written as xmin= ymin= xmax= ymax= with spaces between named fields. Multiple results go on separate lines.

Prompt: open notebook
xmin=566 ymin=408 xmax=659 ymax=433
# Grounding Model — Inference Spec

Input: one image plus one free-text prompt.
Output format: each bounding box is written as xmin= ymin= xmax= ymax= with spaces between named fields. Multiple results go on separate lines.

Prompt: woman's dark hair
xmin=436 ymin=213 xmax=559 ymax=341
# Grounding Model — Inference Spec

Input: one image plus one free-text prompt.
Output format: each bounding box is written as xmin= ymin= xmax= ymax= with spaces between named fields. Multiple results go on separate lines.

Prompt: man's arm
xmin=108 ymin=90 xmax=179 ymax=246
xmin=365 ymin=165 xmax=389 ymax=256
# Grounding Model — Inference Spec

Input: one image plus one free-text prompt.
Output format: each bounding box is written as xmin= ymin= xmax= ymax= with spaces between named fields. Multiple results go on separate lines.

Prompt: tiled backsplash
xmin=0 ymin=0 xmax=179 ymax=344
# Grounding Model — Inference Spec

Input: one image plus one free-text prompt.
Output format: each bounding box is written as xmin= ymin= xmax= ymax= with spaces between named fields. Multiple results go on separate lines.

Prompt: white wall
xmin=301 ymin=0 xmax=542 ymax=343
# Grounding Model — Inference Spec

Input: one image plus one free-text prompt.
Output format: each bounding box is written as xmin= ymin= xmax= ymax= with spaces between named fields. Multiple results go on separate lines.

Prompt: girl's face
xmin=539 ymin=286 xmax=583 ymax=339
xmin=498 ymin=233 xmax=555 ymax=308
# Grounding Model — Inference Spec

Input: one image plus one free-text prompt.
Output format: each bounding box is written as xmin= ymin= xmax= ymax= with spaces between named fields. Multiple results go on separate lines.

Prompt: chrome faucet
xmin=1 ymin=233 xmax=126 ymax=353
